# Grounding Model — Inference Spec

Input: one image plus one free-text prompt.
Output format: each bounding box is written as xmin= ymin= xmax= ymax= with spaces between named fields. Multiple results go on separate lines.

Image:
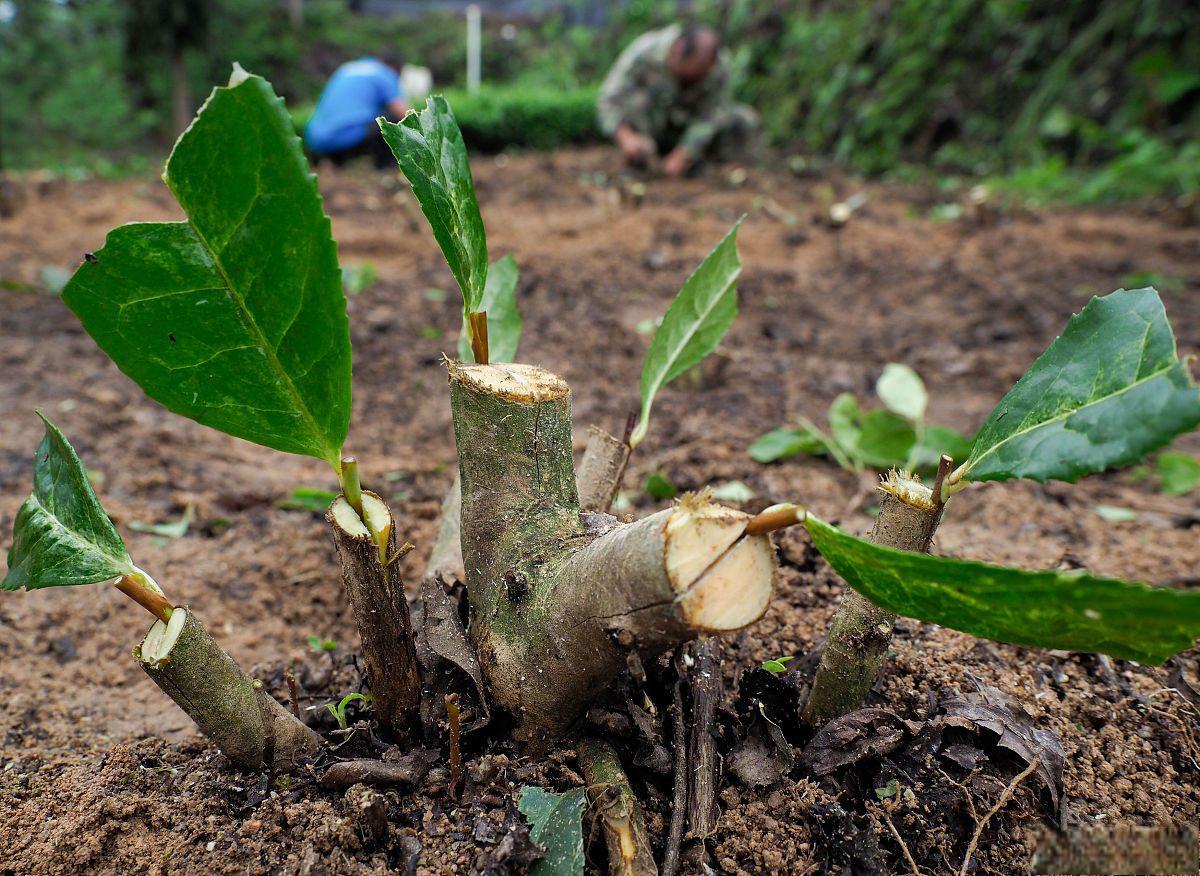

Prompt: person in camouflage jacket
xmin=597 ymin=24 xmax=759 ymax=176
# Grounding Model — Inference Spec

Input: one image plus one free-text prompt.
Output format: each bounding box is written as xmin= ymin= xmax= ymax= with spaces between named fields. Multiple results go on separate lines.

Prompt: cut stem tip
xmin=745 ymin=503 xmax=806 ymax=535
xmin=115 ymin=572 xmax=173 ymax=623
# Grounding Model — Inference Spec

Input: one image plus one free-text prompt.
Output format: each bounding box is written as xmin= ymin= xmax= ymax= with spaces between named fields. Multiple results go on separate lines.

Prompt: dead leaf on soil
xmin=940 ymin=685 xmax=1066 ymax=810
xmin=729 ymin=702 xmax=794 ymax=786
xmin=799 ymin=707 xmax=918 ymax=777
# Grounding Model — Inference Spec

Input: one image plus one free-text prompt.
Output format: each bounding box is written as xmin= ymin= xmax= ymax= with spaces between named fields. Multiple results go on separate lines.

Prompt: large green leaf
xmin=518 ymin=786 xmax=586 ymax=876
xmin=630 ymin=219 xmax=743 ymax=447
xmin=962 ymin=288 xmax=1200 ymax=484
xmin=749 ymin=426 xmax=827 ymax=463
xmin=805 ymin=515 xmax=1200 ymax=664
xmin=62 ymin=69 xmax=350 ymax=468
xmin=457 ymin=254 xmax=521 ymax=363
xmin=380 ymin=97 xmax=488 ymax=315
xmin=4 ymin=415 xmax=135 ymax=591
xmin=856 ymin=410 xmax=917 ymax=469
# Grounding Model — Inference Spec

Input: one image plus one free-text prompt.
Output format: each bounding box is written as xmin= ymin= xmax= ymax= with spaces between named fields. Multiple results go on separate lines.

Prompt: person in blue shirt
xmin=305 ymin=56 xmax=409 ymax=167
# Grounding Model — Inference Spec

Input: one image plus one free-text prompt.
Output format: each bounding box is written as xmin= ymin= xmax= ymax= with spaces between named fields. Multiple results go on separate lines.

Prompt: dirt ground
xmin=1 ymin=148 xmax=1198 ymax=876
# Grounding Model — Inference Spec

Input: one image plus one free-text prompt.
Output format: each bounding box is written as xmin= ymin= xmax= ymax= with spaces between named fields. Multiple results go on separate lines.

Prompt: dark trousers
xmin=315 ymin=124 xmax=394 ymax=169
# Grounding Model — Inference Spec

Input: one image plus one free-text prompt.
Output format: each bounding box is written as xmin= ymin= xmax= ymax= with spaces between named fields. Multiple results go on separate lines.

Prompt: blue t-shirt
xmin=305 ymin=58 xmax=402 ymax=153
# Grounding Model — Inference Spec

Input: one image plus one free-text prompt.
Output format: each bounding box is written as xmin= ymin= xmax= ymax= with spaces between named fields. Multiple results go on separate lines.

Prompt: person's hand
xmin=663 ymin=147 xmax=692 ymax=177
xmin=616 ymin=125 xmax=657 ymax=166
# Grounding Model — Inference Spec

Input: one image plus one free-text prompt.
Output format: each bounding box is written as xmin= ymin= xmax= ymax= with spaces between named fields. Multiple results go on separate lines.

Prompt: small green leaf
xmin=876 ymin=364 xmax=927 ymax=422
xmin=307 ymin=635 xmax=338 ymax=652
xmin=631 ymin=219 xmax=743 ymax=447
xmin=380 ymin=97 xmax=488 ymax=315
xmin=805 ymin=514 xmax=1200 ymax=664
xmin=962 ymin=289 xmax=1200 ymax=484
xmin=458 ymin=254 xmax=521 ymax=363
xmin=749 ymin=427 xmax=826 ymax=463
xmin=277 ymin=487 xmax=338 ymax=512
xmin=1157 ymin=451 xmax=1200 ymax=495
xmin=910 ymin=426 xmax=974 ymax=471
xmin=762 ymin=656 xmax=794 ymax=675
xmin=1094 ymin=504 xmax=1138 ymax=522
xmin=875 ymin=779 xmax=900 ymax=800
xmin=711 ymin=480 xmax=755 ymax=503
xmin=518 ymin=786 xmax=586 ymax=876
xmin=856 ymin=410 xmax=917 ymax=469
xmin=128 ymin=505 xmax=195 ymax=538
xmin=342 ymin=262 xmax=378 ymax=296
xmin=644 ymin=472 xmax=677 ymax=500
xmin=63 ymin=71 xmax=351 ymax=469
xmin=828 ymin=393 xmax=863 ymax=459
xmin=4 ymin=415 xmax=135 ymax=591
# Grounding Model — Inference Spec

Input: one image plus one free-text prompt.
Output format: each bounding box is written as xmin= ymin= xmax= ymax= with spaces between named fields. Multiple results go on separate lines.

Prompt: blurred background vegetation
xmin=2 ymin=0 xmax=1197 ymax=203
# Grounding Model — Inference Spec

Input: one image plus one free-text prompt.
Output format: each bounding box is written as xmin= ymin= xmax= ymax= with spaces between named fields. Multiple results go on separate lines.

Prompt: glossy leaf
xmin=380 ymin=97 xmax=488 ymax=315
xmin=518 ymin=786 xmax=586 ymax=876
xmin=458 ymin=254 xmax=521 ymax=363
xmin=963 ymin=288 xmax=1200 ymax=484
xmin=876 ymin=363 xmax=927 ymax=422
xmin=4 ymin=415 xmax=134 ymax=591
xmin=748 ymin=427 xmax=826 ymax=463
xmin=805 ymin=514 xmax=1200 ymax=664
xmin=63 ymin=70 xmax=350 ymax=468
xmin=631 ymin=219 xmax=743 ymax=447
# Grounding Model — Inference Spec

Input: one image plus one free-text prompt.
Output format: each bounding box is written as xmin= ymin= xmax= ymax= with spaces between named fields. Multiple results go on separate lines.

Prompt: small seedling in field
xmin=1155 ymin=451 xmax=1200 ymax=495
xmin=307 ymin=635 xmax=338 ymax=653
xmin=278 ymin=488 xmax=340 ymax=513
xmin=341 ymin=262 xmax=378 ymax=296
xmin=761 ymin=656 xmax=794 ymax=675
xmin=326 ymin=692 xmax=370 ymax=730
xmin=3 ymin=416 xmax=320 ymax=770
xmin=643 ymin=472 xmax=677 ymax=500
xmin=750 ymin=363 xmax=971 ymax=473
xmin=789 ymin=287 xmax=1200 ymax=726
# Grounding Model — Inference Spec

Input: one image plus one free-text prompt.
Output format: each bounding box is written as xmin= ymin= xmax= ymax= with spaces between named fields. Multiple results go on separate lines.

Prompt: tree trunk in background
xmin=171 ymin=46 xmax=191 ymax=136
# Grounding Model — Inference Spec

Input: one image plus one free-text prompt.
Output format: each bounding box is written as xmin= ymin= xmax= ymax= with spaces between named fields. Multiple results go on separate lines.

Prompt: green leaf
xmin=644 ymin=472 xmax=677 ymax=500
xmin=128 ymin=505 xmax=195 ymax=538
xmin=911 ymin=425 xmax=974 ymax=470
xmin=62 ymin=70 xmax=350 ymax=469
xmin=4 ymin=415 xmax=135 ymax=591
xmin=458 ymin=254 xmax=521 ymax=363
xmin=631 ymin=219 xmax=743 ymax=447
xmin=856 ymin=410 xmax=917 ymax=469
xmin=749 ymin=427 xmax=826 ymax=463
xmin=277 ymin=487 xmax=338 ymax=512
xmin=380 ymin=97 xmax=488 ymax=315
xmin=518 ymin=786 xmax=586 ymax=876
xmin=1094 ymin=504 xmax=1137 ymax=522
xmin=762 ymin=656 xmax=794 ymax=675
xmin=711 ymin=480 xmax=755 ymax=503
xmin=805 ymin=514 xmax=1200 ymax=664
xmin=342 ymin=262 xmax=378 ymax=296
xmin=875 ymin=779 xmax=900 ymax=800
xmin=828 ymin=393 xmax=863 ymax=458
xmin=963 ymin=289 xmax=1200 ymax=484
xmin=876 ymin=363 xmax=927 ymax=422
xmin=1157 ymin=451 xmax=1200 ymax=495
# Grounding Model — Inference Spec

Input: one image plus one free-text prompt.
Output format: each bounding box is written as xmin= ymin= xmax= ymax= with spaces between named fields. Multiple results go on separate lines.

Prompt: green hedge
xmin=441 ymin=86 xmax=600 ymax=152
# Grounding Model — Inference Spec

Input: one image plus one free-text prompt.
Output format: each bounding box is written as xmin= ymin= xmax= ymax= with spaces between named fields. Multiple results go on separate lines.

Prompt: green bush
xmin=442 ymin=86 xmax=601 ymax=152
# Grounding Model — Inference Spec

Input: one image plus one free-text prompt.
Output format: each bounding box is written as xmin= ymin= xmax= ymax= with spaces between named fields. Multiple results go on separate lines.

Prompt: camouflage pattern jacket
xmin=597 ymin=24 xmax=732 ymax=157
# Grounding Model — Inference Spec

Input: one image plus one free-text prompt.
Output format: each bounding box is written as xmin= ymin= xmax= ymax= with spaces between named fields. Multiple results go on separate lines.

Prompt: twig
xmin=881 ymin=805 xmax=921 ymax=876
xmin=340 ymin=456 xmax=363 ymax=517
xmin=958 ymin=757 xmax=1040 ymax=876
xmin=685 ymin=640 xmax=721 ymax=860
xmin=469 ymin=311 xmax=489 ymax=365
xmin=115 ymin=573 xmax=173 ymax=622
xmin=446 ymin=693 xmax=463 ymax=800
xmin=284 ymin=665 xmax=301 ymax=720
xmin=931 ymin=454 xmax=953 ymax=508
xmin=661 ymin=678 xmax=688 ymax=876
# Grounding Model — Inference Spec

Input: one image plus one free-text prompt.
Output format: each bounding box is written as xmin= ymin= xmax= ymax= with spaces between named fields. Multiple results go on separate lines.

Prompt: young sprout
xmin=327 ymin=692 xmax=371 ymax=731
xmin=761 ymin=656 xmax=794 ymax=675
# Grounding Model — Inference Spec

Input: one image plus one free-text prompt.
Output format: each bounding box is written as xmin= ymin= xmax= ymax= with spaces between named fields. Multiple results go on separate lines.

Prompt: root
xmin=137 ymin=608 xmax=321 ymax=771
xmin=328 ymin=491 xmax=421 ymax=734
xmin=802 ymin=471 xmax=944 ymax=727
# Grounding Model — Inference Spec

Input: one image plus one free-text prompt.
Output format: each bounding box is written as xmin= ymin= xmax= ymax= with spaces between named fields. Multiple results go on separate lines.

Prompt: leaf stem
xmin=468 ymin=311 xmax=489 ymax=365
xmin=745 ymin=503 xmax=806 ymax=535
xmin=115 ymin=571 xmax=173 ymax=623
xmin=931 ymin=454 xmax=954 ymax=507
xmin=340 ymin=456 xmax=363 ymax=517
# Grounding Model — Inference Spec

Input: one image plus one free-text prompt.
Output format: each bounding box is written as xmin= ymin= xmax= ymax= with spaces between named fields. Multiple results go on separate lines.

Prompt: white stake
xmin=466 ymin=4 xmax=482 ymax=94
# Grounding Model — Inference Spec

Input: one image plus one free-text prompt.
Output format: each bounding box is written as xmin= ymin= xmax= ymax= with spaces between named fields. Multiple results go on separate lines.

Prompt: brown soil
xmin=1 ymin=148 xmax=1198 ymax=876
